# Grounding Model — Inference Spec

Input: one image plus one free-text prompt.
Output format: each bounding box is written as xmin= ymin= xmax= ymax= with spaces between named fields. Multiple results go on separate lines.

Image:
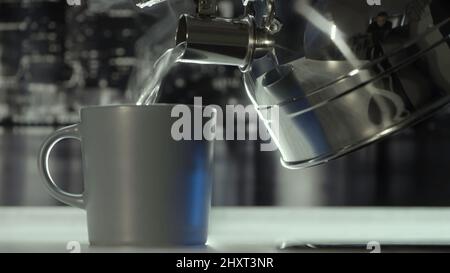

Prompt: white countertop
xmin=1 ymin=207 xmax=450 ymax=252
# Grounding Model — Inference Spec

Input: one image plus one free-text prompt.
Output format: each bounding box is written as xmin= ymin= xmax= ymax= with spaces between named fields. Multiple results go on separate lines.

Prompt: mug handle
xmin=38 ymin=124 xmax=84 ymax=209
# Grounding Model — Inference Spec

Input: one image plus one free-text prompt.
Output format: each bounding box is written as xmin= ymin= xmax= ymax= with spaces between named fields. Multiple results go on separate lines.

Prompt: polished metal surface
xmin=175 ymin=0 xmax=450 ymax=169
xmin=175 ymin=14 xmax=274 ymax=70
xmin=175 ymin=0 xmax=275 ymax=70
xmin=243 ymin=0 xmax=450 ymax=168
xmin=176 ymin=15 xmax=256 ymax=69
xmin=197 ymin=0 xmax=218 ymax=16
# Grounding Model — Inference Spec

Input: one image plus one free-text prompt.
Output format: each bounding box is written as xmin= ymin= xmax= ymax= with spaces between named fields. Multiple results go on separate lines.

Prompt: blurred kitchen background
xmin=1 ymin=0 xmax=450 ymax=207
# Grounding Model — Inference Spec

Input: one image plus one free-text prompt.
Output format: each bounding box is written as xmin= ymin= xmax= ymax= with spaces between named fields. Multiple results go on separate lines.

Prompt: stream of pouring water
xmin=135 ymin=0 xmax=166 ymax=9
xmin=136 ymin=42 xmax=186 ymax=105
xmin=135 ymin=43 xmax=296 ymax=106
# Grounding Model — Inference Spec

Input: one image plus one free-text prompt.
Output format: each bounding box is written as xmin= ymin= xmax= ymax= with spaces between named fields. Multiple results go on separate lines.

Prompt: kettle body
xmin=244 ymin=0 xmax=450 ymax=168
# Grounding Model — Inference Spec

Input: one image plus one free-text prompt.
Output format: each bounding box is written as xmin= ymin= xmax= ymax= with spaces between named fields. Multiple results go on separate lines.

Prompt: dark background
xmin=1 ymin=0 xmax=450 ymax=207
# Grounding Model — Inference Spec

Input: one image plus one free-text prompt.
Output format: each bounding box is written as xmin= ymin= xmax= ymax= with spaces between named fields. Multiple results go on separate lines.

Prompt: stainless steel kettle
xmin=148 ymin=0 xmax=450 ymax=169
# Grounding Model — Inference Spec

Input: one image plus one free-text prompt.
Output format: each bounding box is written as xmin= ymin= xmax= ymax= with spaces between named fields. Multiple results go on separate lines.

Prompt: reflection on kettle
xmin=172 ymin=0 xmax=450 ymax=169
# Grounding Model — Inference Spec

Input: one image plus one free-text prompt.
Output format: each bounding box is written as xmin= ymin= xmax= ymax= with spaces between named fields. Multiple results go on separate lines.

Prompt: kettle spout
xmin=175 ymin=14 xmax=274 ymax=71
